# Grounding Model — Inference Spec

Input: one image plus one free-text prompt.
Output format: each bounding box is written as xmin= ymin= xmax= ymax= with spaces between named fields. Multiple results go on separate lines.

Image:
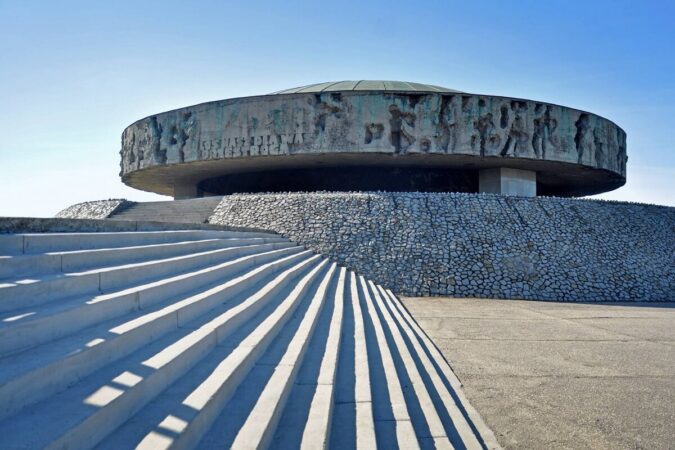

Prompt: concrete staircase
xmin=109 ymin=197 xmax=224 ymax=223
xmin=0 ymin=229 xmax=498 ymax=449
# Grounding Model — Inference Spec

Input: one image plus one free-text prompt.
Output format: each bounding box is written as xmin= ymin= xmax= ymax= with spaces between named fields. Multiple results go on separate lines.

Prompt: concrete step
xmin=0 ymin=255 xmax=325 ymax=449
xmin=0 ymin=239 xmax=290 ymax=313
xmin=110 ymin=198 xmax=224 ymax=224
xmin=194 ymin=263 xmax=343 ymax=449
xmin=94 ymin=262 xmax=335 ymax=450
xmin=0 ymin=229 xmax=498 ymax=449
xmin=377 ymin=285 xmax=501 ymax=450
xmin=296 ymin=266 xmax=347 ymax=449
xmin=0 ymin=249 xmax=312 ymax=422
xmin=0 ymin=245 xmax=303 ymax=357
xmin=227 ymin=263 xmax=338 ymax=450
xmin=368 ymin=279 xmax=467 ymax=448
xmin=357 ymin=275 xmax=419 ymax=449
xmin=1 ymin=230 xmax=268 ymax=255
xmin=0 ymin=236 xmax=282 ymax=279
xmin=129 ymin=260 xmax=332 ymax=450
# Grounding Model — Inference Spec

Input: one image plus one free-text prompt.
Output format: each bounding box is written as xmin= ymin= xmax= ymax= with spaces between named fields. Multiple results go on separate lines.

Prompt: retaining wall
xmin=55 ymin=199 xmax=133 ymax=220
xmin=209 ymin=192 xmax=675 ymax=301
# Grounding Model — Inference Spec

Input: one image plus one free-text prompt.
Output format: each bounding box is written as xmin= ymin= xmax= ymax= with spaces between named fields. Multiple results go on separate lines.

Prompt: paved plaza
xmin=403 ymin=297 xmax=675 ymax=449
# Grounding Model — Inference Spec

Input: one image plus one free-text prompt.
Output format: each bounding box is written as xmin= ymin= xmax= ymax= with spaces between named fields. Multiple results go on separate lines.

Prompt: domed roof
xmin=271 ymin=80 xmax=463 ymax=95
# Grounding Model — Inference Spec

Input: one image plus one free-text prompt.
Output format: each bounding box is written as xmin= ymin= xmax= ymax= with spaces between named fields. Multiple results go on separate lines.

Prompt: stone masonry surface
xmin=121 ymin=91 xmax=626 ymax=179
xmin=208 ymin=192 xmax=674 ymax=301
xmin=56 ymin=199 xmax=133 ymax=220
xmin=119 ymin=86 xmax=626 ymax=197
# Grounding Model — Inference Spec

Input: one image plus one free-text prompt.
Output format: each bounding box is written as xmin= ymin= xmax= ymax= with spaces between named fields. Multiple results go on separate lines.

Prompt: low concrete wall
xmin=0 ymin=217 xmax=272 ymax=235
xmin=209 ymin=192 xmax=675 ymax=301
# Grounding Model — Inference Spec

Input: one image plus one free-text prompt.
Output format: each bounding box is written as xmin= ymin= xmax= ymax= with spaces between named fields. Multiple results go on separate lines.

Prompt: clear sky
xmin=1 ymin=0 xmax=674 ymax=217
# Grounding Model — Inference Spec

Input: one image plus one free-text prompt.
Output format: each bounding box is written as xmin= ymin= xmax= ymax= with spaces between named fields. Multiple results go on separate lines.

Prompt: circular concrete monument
xmin=120 ymin=80 xmax=627 ymax=199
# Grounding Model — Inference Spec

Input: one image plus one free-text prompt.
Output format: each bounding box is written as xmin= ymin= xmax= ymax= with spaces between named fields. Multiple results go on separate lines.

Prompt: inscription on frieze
xmin=199 ymin=132 xmax=307 ymax=158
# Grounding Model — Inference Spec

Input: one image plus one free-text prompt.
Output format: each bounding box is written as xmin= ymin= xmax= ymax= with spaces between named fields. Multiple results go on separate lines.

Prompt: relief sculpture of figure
xmin=314 ymin=94 xmax=342 ymax=132
xmin=137 ymin=117 xmax=166 ymax=166
xmin=388 ymin=104 xmax=416 ymax=154
xmin=615 ymin=129 xmax=627 ymax=174
xmin=532 ymin=105 xmax=558 ymax=159
xmin=134 ymin=121 xmax=152 ymax=169
xmin=162 ymin=111 xmax=198 ymax=162
xmin=617 ymin=151 xmax=627 ymax=175
xmin=455 ymin=96 xmax=477 ymax=152
xmin=180 ymin=112 xmax=197 ymax=160
xmin=500 ymin=101 xmax=529 ymax=157
xmin=574 ymin=113 xmax=594 ymax=164
xmin=364 ymin=123 xmax=384 ymax=144
xmin=593 ymin=126 xmax=607 ymax=168
xmin=472 ymin=112 xmax=501 ymax=157
xmin=434 ymin=95 xmax=458 ymax=153
xmin=313 ymin=93 xmax=345 ymax=148
xmin=122 ymin=128 xmax=137 ymax=172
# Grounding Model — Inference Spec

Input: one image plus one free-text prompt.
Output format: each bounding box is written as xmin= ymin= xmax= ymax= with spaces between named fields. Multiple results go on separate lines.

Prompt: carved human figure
xmin=180 ymin=112 xmax=197 ymax=160
xmin=147 ymin=117 xmax=166 ymax=165
xmin=455 ymin=96 xmax=477 ymax=152
xmin=593 ymin=126 xmax=607 ymax=168
xmin=473 ymin=112 xmax=501 ymax=157
xmin=500 ymin=101 xmax=529 ymax=157
xmin=313 ymin=93 xmax=345 ymax=148
xmin=615 ymin=130 xmax=627 ymax=174
xmin=161 ymin=112 xmax=194 ymax=163
xmin=532 ymin=105 xmax=558 ymax=159
xmin=434 ymin=96 xmax=458 ymax=153
xmin=616 ymin=151 xmax=627 ymax=175
xmin=574 ymin=113 xmax=594 ymax=164
xmin=388 ymin=104 xmax=416 ymax=154
xmin=122 ymin=128 xmax=137 ymax=171
xmin=134 ymin=122 xmax=152 ymax=168
xmin=133 ymin=118 xmax=161 ymax=167
xmin=364 ymin=123 xmax=384 ymax=144
xmin=314 ymin=94 xmax=342 ymax=131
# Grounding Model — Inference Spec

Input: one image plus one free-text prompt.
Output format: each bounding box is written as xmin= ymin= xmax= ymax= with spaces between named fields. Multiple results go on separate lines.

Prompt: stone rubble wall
xmin=209 ymin=192 xmax=675 ymax=302
xmin=55 ymin=199 xmax=134 ymax=220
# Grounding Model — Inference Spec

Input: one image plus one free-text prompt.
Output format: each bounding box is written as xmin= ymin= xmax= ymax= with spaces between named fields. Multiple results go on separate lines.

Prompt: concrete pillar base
xmin=479 ymin=168 xmax=537 ymax=197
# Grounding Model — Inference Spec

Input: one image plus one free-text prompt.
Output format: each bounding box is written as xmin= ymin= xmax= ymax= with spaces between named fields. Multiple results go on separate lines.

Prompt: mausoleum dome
xmin=271 ymin=80 xmax=464 ymax=94
xmin=120 ymin=81 xmax=627 ymax=199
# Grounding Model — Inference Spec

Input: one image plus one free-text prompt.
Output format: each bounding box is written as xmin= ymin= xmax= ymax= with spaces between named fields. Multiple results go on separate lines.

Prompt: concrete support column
xmin=173 ymin=184 xmax=202 ymax=200
xmin=479 ymin=168 xmax=537 ymax=197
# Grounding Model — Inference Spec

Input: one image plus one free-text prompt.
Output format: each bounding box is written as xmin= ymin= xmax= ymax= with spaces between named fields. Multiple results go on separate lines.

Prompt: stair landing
xmin=109 ymin=197 xmax=224 ymax=224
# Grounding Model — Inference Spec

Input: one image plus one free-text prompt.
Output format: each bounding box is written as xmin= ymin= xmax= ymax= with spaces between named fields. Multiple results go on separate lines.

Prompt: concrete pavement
xmin=402 ymin=297 xmax=675 ymax=450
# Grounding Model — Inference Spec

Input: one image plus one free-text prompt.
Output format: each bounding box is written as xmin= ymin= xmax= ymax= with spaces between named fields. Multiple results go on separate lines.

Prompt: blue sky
xmin=1 ymin=0 xmax=674 ymax=216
